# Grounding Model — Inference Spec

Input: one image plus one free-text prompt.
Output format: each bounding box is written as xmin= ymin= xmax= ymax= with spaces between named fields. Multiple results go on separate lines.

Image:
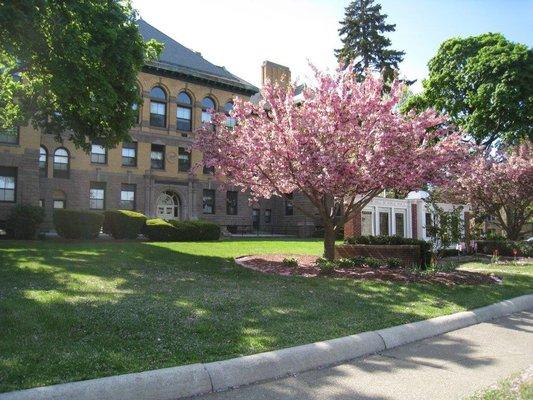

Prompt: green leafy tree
xmin=0 ymin=1 xmax=163 ymax=150
xmin=403 ymin=33 xmax=533 ymax=148
xmin=335 ymin=0 xmax=405 ymax=80
xmin=424 ymin=192 xmax=465 ymax=256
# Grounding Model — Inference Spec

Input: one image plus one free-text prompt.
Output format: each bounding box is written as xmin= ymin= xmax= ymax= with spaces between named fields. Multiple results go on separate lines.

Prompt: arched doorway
xmin=156 ymin=191 xmax=180 ymax=220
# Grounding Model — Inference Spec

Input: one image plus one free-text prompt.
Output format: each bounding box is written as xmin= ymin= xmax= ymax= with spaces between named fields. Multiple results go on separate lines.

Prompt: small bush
xmin=54 ymin=209 xmax=103 ymax=239
xmin=336 ymin=258 xmax=356 ymax=268
xmin=364 ymin=257 xmax=382 ymax=269
xmin=315 ymin=257 xmax=336 ymax=275
xmin=282 ymin=257 xmax=298 ymax=268
xmin=385 ymin=257 xmax=402 ymax=268
xmin=142 ymin=219 xmax=177 ymax=241
xmin=143 ymin=219 xmax=221 ymax=242
xmin=168 ymin=220 xmax=220 ymax=241
xmin=5 ymin=204 xmax=44 ymax=239
xmin=103 ymin=210 xmax=147 ymax=239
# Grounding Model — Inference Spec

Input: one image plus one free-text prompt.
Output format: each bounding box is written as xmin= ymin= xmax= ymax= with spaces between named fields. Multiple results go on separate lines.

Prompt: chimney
xmin=261 ymin=61 xmax=291 ymax=87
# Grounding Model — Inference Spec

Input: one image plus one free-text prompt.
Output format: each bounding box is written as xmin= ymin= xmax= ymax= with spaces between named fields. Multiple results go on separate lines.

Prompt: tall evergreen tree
xmin=335 ymin=0 xmax=405 ymax=79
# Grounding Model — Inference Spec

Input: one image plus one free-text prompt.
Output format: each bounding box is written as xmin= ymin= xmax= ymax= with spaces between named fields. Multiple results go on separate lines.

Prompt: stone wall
xmin=335 ymin=244 xmax=421 ymax=266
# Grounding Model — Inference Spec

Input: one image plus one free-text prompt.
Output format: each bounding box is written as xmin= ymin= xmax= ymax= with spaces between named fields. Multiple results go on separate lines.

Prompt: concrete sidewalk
xmin=194 ymin=311 xmax=533 ymax=400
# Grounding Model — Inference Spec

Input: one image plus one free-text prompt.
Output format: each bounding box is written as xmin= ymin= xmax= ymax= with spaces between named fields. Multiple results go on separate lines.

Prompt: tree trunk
xmin=323 ymin=224 xmax=337 ymax=261
xmin=505 ymin=226 xmax=521 ymax=241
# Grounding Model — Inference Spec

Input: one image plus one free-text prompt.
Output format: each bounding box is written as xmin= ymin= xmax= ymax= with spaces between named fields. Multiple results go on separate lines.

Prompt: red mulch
xmin=235 ymin=254 xmax=501 ymax=286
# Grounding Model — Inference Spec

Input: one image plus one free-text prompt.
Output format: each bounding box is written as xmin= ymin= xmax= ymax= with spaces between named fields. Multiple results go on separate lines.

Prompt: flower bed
xmin=235 ymin=254 xmax=500 ymax=285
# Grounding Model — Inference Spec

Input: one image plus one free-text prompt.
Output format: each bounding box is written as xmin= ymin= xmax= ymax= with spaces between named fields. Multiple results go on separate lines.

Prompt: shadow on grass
xmin=0 ymin=241 xmax=531 ymax=393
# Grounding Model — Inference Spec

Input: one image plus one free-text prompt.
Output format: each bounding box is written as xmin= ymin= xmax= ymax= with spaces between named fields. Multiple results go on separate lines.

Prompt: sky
xmin=132 ymin=0 xmax=533 ymax=92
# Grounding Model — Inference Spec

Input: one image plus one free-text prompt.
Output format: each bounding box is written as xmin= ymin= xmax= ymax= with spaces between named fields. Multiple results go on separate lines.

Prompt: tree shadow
xmin=0 ymin=241 xmax=531 ymax=393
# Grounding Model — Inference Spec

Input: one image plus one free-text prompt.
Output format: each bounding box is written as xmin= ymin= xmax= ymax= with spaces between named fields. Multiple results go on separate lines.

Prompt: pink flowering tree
xmin=195 ymin=66 xmax=468 ymax=259
xmin=452 ymin=144 xmax=533 ymax=240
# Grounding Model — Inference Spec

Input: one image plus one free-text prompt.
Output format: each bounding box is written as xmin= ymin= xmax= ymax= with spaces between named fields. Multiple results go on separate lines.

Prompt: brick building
xmin=0 ymin=20 xmax=322 ymax=235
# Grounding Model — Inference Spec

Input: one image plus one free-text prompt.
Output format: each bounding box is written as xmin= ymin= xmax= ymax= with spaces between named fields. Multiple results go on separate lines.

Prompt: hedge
xmin=54 ymin=209 xmax=104 ymax=239
xmin=168 ymin=220 xmax=220 ymax=241
xmin=5 ymin=204 xmax=44 ymax=239
xmin=476 ymin=240 xmax=532 ymax=257
xmin=103 ymin=210 xmax=147 ymax=239
xmin=345 ymin=235 xmax=433 ymax=268
xmin=143 ymin=219 xmax=220 ymax=241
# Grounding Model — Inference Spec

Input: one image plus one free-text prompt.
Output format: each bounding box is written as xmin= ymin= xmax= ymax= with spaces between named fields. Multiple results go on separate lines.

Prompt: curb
xmin=1 ymin=294 xmax=532 ymax=400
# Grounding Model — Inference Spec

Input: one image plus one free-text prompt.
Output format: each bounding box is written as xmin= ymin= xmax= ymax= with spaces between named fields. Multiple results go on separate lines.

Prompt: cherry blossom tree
xmin=452 ymin=144 xmax=533 ymax=240
xmin=195 ymin=66 xmax=468 ymax=259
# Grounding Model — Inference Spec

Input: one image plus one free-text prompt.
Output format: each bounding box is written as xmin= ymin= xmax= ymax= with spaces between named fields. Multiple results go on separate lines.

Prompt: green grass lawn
xmin=0 ymin=238 xmax=532 ymax=393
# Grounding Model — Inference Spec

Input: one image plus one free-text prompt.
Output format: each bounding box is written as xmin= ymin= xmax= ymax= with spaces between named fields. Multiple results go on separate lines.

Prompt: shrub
xmin=142 ymin=219 xmax=177 ymax=241
xmin=476 ymin=240 xmax=532 ymax=257
xmin=103 ymin=210 xmax=147 ymax=239
xmin=345 ymin=235 xmax=433 ymax=269
xmin=336 ymin=258 xmax=356 ymax=268
xmin=282 ymin=257 xmax=298 ymax=268
xmin=168 ymin=220 xmax=220 ymax=241
xmin=364 ymin=257 xmax=382 ymax=269
xmin=439 ymin=248 xmax=461 ymax=258
xmin=54 ymin=209 xmax=103 ymax=239
xmin=386 ymin=257 xmax=402 ymax=268
xmin=143 ymin=219 xmax=221 ymax=242
xmin=315 ymin=257 xmax=336 ymax=275
xmin=5 ymin=204 xmax=44 ymax=239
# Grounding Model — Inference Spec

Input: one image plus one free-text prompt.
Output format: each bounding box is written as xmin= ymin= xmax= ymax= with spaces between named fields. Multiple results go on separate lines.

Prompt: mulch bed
xmin=235 ymin=254 xmax=502 ymax=286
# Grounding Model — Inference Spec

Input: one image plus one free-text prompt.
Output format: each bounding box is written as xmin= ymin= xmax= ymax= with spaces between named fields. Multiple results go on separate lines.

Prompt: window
xmin=395 ymin=212 xmax=405 ymax=237
xmin=201 ymin=97 xmax=216 ymax=123
xmin=122 ymin=142 xmax=137 ymax=166
xmin=226 ymin=191 xmax=238 ymax=215
xmin=120 ymin=184 xmax=136 ymax=210
xmin=0 ymin=126 xmax=19 ymax=144
xmin=150 ymin=144 xmax=165 ymax=169
xmin=132 ymin=102 xmax=139 ymax=124
xmin=178 ymin=147 xmax=191 ymax=172
xmin=150 ymin=86 xmax=167 ymax=127
xmin=425 ymin=212 xmax=434 ymax=237
xmin=39 ymin=146 xmax=48 ymax=177
xmin=203 ymin=165 xmax=215 ymax=175
xmin=39 ymin=199 xmax=44 ymax=208
xmin=203 ymin=189 xmax=215 ymax=214
xmin=224 ymin=101 xmax=236 ymax=128
xmin=361 ymin=211 xmax=373 ymax=236
xmin=379 ymin=211 xmax=390 ymax=236
xmin=177 ymin=91 xmax=192 ymax=131
xmin=0 ymin=167 xmax=16 ymax=202
xmin=53 ymin=148 xmax=69 ymax=178
xmin=53 ymin=190 xmax=66 ymax=209
xmin=285 ymin=193 xmax=294 ymax=216
xmin=90 ymin=144 xmax=107 ymax=164
xmin=90 ymin=182 xmax=106 ymax=210
xmin=264 ymin=209 xmax=272 ymax=223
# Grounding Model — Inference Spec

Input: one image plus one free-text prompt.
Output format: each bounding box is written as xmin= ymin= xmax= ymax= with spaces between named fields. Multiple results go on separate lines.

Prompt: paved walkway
xmin=194 ymin=310 xmax=533 ymax=400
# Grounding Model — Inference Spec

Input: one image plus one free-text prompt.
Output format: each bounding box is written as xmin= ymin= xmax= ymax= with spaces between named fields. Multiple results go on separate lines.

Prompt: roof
xmin=137 ymin=19 xmax=259 ymax=95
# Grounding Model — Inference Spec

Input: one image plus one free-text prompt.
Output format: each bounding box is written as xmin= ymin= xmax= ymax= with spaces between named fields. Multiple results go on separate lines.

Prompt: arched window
xmin=150 ymin=86 xmax=167 ymax=127
xmin=39 ymin=146 xmax=48 ymax=177
xmin=224 ymin=101 xmax=236 ymax=128
xmin=53 ymin=148 xmax=70 ymax=178
xmin=176 ymin=91 xmax=192 ymax=132
xmin=201 ymin=97 xmax=216 ymax=123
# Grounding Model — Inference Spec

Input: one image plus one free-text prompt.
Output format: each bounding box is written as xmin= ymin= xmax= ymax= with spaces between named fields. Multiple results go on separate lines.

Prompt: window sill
xmin=0 ymin=143 xmax=20 ymax=147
